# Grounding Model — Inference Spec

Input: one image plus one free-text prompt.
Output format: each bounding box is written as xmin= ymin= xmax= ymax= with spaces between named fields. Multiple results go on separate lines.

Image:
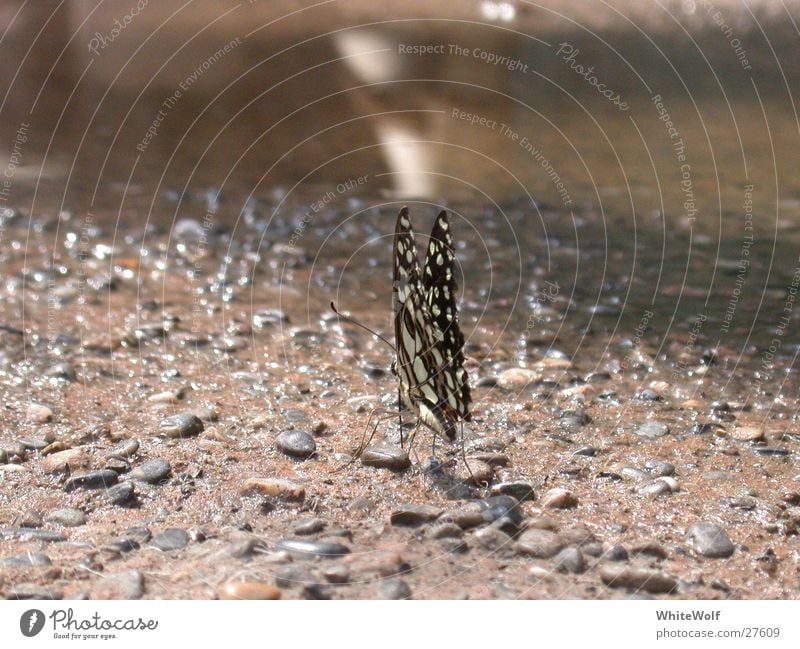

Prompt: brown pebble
xmin=219 ymin=582 xmax=281 ymax=600
xmin=541 ymin=487 xmax=578 ymax=509
xmin=730 ymin=427 xmax=765 ymax=442
xmin=41 ymin=448 xmax=91 ymax=473
xmin=240 ymin=478 xmax=305 ymax=502
xmin=26 ymin=404 xmax=53 ymax=424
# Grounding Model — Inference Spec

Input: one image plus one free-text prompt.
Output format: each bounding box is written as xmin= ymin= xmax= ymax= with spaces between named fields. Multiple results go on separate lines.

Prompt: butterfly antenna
xmin=330 ymin=302 xmax=396 ymax=351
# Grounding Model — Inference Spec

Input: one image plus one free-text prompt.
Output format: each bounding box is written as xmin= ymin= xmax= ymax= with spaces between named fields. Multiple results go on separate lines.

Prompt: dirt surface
xmin=1 ymin=201 xmax=799 ymax=600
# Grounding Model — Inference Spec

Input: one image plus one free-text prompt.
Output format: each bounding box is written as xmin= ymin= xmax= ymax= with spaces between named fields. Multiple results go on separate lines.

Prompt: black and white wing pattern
xmin=392 ymin=207 xmax=471 ymax=440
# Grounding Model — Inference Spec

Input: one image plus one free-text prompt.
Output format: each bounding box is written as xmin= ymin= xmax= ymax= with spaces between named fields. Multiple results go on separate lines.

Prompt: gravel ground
xmin=1 ymin=204 xmax=799 ymax=600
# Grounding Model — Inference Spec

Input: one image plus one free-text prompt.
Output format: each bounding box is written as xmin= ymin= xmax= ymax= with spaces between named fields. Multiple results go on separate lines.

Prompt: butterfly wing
xmin=422 ymin=210 xmax=472 ymax=423
xmin=393 ymin=207 xmax=461 ymax=439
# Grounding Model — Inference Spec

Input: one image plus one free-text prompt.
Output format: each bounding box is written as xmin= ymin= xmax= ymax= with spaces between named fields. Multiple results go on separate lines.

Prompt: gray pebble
xmin=64 ymin=469 xmax=118 ymax=491
xmin=131 ymin=458 xmax=171 ymax=484
xmin=5 ymin=583 xmax=63 ymax=600
xmin=276 ymin=430 xmax=316 ymax=459
xmin=294 ymin=518 xmax=326 ymax=535
xmin=103 ymin=538 xmax=141 ymax=554
xmin=45 ymin=508 xmax=86 ymax=527
xmin=377 ymin=578 xmax=412 ymax=599
xmin=604 ymin=544 xmax=630 ymax=561
xmin=275 ymin=564 xmax=315 ymax=588
xmin=645 ymin=460 xmax=675 ymax=476
xmin=554 ymin=547 xmax=586 ymax=573
xmin=14 ymin=511 xmax=43 ymax=528
xmin=106 ymin=481 xmax=135 ymax=505
xmin=276 ymin=538 xmax=350 ymax=559
xmin=0 ymin=553 xmax=52 ymax=567
xmin=686 ymin=522 xmax=734 ymax=558
xmin=151 ymin=528 xmax=190 ymax=551
xmin=638 ymin=389 xmax=661 ymax=401
xmin=427 ymin=522 xmax=464 ymax=539
xmin=92 ymin=570 xmax=144 ymax=600
xmin=573 ymin=445 xmax=597 ymax=457
xmin=490 ymin=481 xmax=537 ymax=502
xmin=45 ymin=363 xmax=76 ymax=381
xmin=159 ymin=413 xmax=204 ymax=438
xmin=391 ymin=504 xmax=443 ymax=526
xmin=600 ymin=565 xmax=677 ymax=594
xmin=107 ymin=439 xmax=139 ymax=459
xmin=516 ymin=528 xmax=565 ymax=558
xmin=473 ymin=526 xmax=512 ymax=551
xmin=0 ymin=527 xmax=66 ymax=543
xmin=360 ymin=442 xmax=410 ymax=471
xmin=636 ymin=422 xmax=670 ymax=439
xmin=637 ymin=479 xmax=674 ymax=497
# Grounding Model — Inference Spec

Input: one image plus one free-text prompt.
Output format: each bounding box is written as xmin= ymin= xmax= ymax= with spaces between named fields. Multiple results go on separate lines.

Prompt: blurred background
xmin=1 ymin=0 xmax=798 ymax=230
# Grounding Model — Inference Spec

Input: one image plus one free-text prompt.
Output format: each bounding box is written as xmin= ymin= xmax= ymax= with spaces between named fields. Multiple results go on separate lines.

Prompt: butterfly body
xmin=392 ymin=207 xmax=471 ymax=440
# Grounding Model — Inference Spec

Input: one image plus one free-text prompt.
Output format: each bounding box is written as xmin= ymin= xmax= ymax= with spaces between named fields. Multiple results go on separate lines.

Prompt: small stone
xmin=344 ymin=551 xmax=409 ymax=577
xmin=219 ymin=582 xmax=281 ymax=600
xmin=638 ymin=388 xmax=661 ymax=401
xmin=637 ymin=479 xmax=674 ymax=497
xmin=636 ymin=422 xmax=670 ymax=439
xmin=554 ymin=547 xmax=586 ymax=573
xmin=275 ymin=564 xmax=315 ymax=588
xmin=604 ymin=544 xmax=629 ymax=561
xmin=560 ymin=527 xmax=596 ymax=546
xmin=360 ymin=442 xmax=410 ymax=471
xmin=158 ymin=413 xmax=204 ymax=438
xmin=516 ymin=528 xmax=565 ymax=558
xmin=14 ymin=511 xmax=43 ymax=528
xmin=428 ymin=522 xmax=464 ymax=539
xmin=629 ymin=540 xmax=668 ymax=559
xmin=103 ymin=538 xmax=141 ymax=554
xmin=41 ymin=447 xmax=91 ymax=473
xmin=686 ymin=522 xmax=734 ymax=558
xmin=541 ymin=487 xmax=578 ymax=509
xmin=107 ymin=439 xmax=139 ymax=459
xmin=600 ymin=565 xmax=677 ymax=594
xmin=276 ymin=539 xmax=350 ymax=559
xmin=490 ymin=481 xmax=536 ymax=502
xmin=45 ymin=508 xmax=86 ymax=527
xmin=497 ymin=368 xmax=539 ymax=389
xmin=391 ymin=504 xmax=443 ymax=526
xmin=323 ymin=564 xmax=350 ymax=584
xmin=474 ymin=526 xmax=512 ymax=551
xmin=0 ymin=440 xmax=27 ymax=459
xmin=276 ymin=430 xmax=316 ymax=459
xmin=148 ymin=390 xmax=182 ymax=404
xmin=5 ymin=583 xmax=62 ymax=600
xmin=644 ymin=460 xmax=675 ymax=476
xmin=130 ymin=458 xmax=171 ymax=484
xmin=26 ymin=403 xmax=53 ymax=424
xmin=459 ymin=459 xmax=494 ymax=485
xmin=106 ymin=482 xmax=136 ymax=505
xmin=241 ymin=478 xmax=305 ymax=502
xmin=0 ymin=553 xmax=52 ymax=567
xmin=0 ymin=527 xmax=66 ymax=543
xmin=92 ymin=570 xmax=144 ymax=600
xmin=64 ymin=470 xmax=118 ymax=491
xmin=151 ymin=529 xmax=190 ymax=551
xmin=294 ymin=518 xmax=326 ymax=535
xmin=731 ymin=427 xmax=765 ymax=442
xmin=377 ymin=578 xmax=412 ymax=599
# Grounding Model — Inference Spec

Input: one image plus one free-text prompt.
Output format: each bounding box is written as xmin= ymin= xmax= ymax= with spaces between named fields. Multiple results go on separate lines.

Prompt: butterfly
xmin=391 ymin=206 xmax=471 ymax=441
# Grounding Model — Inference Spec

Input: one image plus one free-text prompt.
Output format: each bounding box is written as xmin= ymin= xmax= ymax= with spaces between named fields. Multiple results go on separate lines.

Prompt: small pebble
xmin=686 ymin=522 xmax=735 ymax=558
xmin=45 ymin=508 xmax=86 ymax=527
xmin=644 ymin=460 xmax=675 ymax=476
xmin=731 ymin=426 xmax=765 ymax=442
xmin=516 ymin=528 xmax=565 ymax=558
xmin=64 ymin=470 xmax=118 ymax=491
xmin=5 ymin=584 xmax=62 ymax=600
xmin=26 ymin=403 xmax=53 ymax=424
xmin=391 ymin=504 xmax=443 ymax=526
xmin=377 ymin=578 xmax=412 ymax=599
xmin=360 ymin=442 xmax=410 ymax=471
xmin=275 ymin=564 xmax=315 ymax=588
xmin=294 ymin=518 xmax=326 ymax=535
xmin=241 ymin=478 xmax=305 ymax=502
xmin=473 ymin=526 xmax=512 ymax=551
xmin=158 ymin=413 xmax=204 ymax=438
xmin=131 ymin=458 xmax=171 ymax=484
xmin=541 ymin=487 xmax=578 ymax=509
xmin=0 ymin=553 xmax=52 ymax=567
xmin=276 ymin=539 xmax=350 ymax=559
xmin=635 ymin=422 xmax=670 ymax=439
xmin=0 ymin=528 xmax=66 ymax=543
xmin=553 ymin=547 xmax=586 ymax=573
xmin=151 ymin=528 xmax=190 ymax=551
xmin=276 ymin=430 xmax=316 ymax=459
xmin=107 ymin=439 xmax=140 ymax=459
xmin=92 ymin=570 xmax=144 ymax=600
xmin=106 ymin=482 xmax=136 ymax=505
xmin=41 ymin=447 xmax=91 ymax=473
xmin=490 ymin=481 xmax=537 ymax=502
xmin=600 ymin=565 xmax=677 ymax=594
xmin=459 ymin=459 xmax=494 ymax=485
xmin=219 ymin=582 xmax=281 ymax=600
